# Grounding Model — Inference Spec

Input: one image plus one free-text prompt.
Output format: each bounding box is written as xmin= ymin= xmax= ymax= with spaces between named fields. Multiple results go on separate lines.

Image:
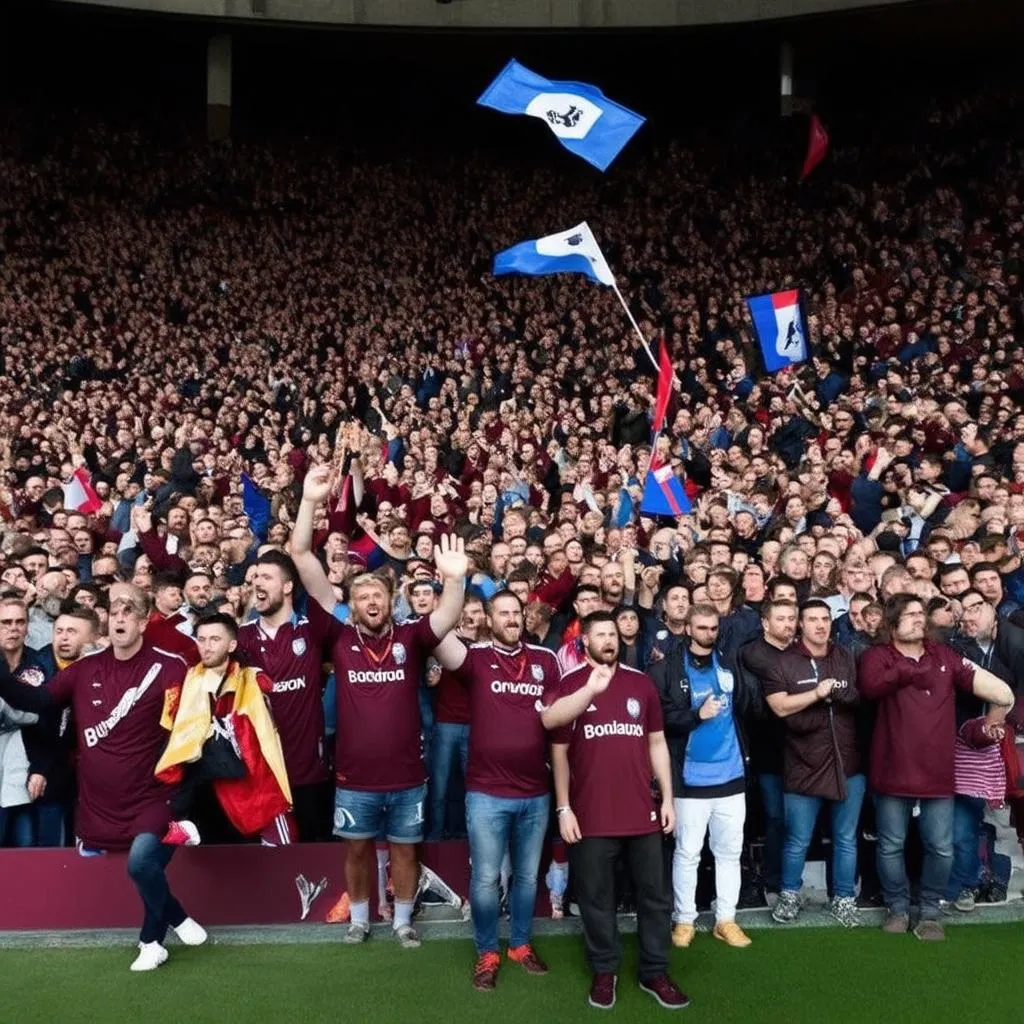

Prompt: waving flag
xmin=746 ymin=290 xmax=809 ymax=373
xmin=641 ymin=463 xmax=691 ymax=517
xmin=493 ymin=221 xmax=614 ymax=286
xmin=62 ymin=467 xmax=102 ymax=514
xmin=478 ymin=59 xmax=645 ymax=171
xmin=652 ymin=338 xmax=673 ymax=434
xmin=241 ymin=473 xmax=272 ymax=543
xmin=800 ymin=114 xmax=829 ymax=181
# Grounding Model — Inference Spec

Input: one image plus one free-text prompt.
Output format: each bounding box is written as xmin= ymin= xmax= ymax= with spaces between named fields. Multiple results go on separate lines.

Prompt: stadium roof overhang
xmin=54 ymin=0 xmax=921 ymax=30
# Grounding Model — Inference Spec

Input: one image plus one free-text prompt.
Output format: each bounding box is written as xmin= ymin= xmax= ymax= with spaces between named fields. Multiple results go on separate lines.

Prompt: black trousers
xmin=570 ymin=832 xmax=671 ymax=981
xmin=292 ymin=780 xmax=334 ymax=842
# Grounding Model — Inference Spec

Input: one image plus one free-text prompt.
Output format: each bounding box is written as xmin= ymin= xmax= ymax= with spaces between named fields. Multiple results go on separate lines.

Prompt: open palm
xmin=433 ymin=534 xmax=469 ymax=581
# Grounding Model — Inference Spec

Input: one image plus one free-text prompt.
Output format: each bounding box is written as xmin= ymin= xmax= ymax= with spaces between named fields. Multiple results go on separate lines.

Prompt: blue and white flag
xmin=492 ymin=221 xmax=615 ymax=286
xmin=477 ymin=59 xmax=645 ymax=171
xmin=745 ymin=289 xmax=809 ymax=373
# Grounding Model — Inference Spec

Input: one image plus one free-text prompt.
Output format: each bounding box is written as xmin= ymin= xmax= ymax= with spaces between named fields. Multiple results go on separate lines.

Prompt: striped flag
xmin=62 ymin=467 xmax=102 ymax=514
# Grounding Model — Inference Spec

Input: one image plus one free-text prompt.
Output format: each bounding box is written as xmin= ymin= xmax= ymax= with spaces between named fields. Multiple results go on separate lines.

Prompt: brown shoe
xmin=473 ymin=952 xmax=501 ymax=991
xmin=913 ymin=920 xmax=946 ymax=942
xmin=507 ymin=944 xmax=548 ymax=975
xmin=881 ymin=911 xmax=910 ymax=934
xmin=713 ymin=921 xmax=752 ymax=948
xmin=671 ymin=923 xmax=696 ymax=948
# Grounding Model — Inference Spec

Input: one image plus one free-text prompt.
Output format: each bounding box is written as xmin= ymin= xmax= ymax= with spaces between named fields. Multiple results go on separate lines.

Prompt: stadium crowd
xmin=1 ymin=81 xmax=1024 ymax=1002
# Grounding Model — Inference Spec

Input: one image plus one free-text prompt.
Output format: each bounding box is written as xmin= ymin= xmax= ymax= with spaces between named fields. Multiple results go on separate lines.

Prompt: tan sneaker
xmin=713 ymin=921 xmax=752 ymax=948
xmin=671 ymin=923 xmax=696 ymax=948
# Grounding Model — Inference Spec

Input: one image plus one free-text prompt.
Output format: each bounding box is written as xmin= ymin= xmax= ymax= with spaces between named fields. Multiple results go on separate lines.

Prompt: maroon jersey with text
xmin=435 ymin=663 xmax=471 ymax=725
xmin=236 ymin=611 xmax=329 ymax=786
xmin=47 ymin=644 xmax=188 ymax=849
xmin=459 ymin=642 xmax=559 ymax=799
xmin=552 ymin=663 xmax=664 ymax=838
xmin=310 ymin=603 xmax=439 ymax=792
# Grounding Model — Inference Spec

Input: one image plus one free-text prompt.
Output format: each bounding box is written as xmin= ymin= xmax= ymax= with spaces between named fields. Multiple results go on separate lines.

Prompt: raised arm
xmin=291 ymin=464 xmax=340 ymax=613
xmin=541 ymin=664 xmax=612 ymax=730
xmin=433 ymin=631 xmax=469 ymax=674
xmin=0 ymin=664 xmax=52 ymax=717
xmin=429 ymin=534 xmax=469 ymax=639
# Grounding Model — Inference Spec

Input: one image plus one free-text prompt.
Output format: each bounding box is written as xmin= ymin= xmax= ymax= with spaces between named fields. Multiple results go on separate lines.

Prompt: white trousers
xmin=672 ymin=793 xmax=746 ymax=925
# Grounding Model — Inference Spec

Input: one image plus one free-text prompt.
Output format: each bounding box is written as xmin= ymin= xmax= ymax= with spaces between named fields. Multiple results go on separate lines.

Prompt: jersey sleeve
xmin=306 ymin=597 xmax=343 ymax=651
xmin=952 ymin=650 xmax=978 ymax=693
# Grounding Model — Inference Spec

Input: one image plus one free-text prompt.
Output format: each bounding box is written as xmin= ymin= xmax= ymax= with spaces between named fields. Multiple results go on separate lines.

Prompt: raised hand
xmin=302 ymin=464 xmax=334 ymax=506
xmin=588 ymin=663 xmax=614 ymax=695
xmin=433 ymin=533 xmax=469 ymax=581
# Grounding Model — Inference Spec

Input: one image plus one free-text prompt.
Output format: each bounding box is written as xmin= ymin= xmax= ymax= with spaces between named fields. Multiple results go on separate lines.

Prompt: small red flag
xmin=800 ymin=114 xmax=829 ymax=181
xmin=653 ymin=338 xmax=673 ymax=435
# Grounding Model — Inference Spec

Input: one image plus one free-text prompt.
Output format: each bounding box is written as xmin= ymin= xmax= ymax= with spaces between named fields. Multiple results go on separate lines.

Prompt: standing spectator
xmin=434 ymin=591 xmax=559 ymax=990
xmin=543 ymin=612 xmax=687 ymax=1012
xmin=650 ymin=603 xmax=753 ymax=949
xmin=858 ymin=594 xmax=1014 ymax=940
xmin=0 ymin=584 xmax=208 ymax=971
xmin=235 ymin=551 xmax=332 ymax=840
xmin=290 ymin=465 xmax=467 ymax=948
xmin=761 ymin=600 xmax=864 ymax=928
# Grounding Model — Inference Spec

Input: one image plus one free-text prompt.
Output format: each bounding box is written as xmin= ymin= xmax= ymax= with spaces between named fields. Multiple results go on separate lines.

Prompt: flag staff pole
xmin=611 ymin=280 xmax=659 ymax=372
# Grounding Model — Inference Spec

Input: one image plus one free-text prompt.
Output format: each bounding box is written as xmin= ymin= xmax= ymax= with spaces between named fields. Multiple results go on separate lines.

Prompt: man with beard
xmin=235 ymin=550 xmax=332 ymax=841
xmin=182 ymin=571 xmax=214 ymax=628
xmin=433 ymin=590 xmax=559 ymax=991
xmin=0 ymin=584 xmax=207 ymax=972
xmin=26 ymin=569 xmax=70 ymax=651
xmin=542 ymin=612 xmax=687 ymax=1011
xmin=858 ymin=594 xmax=1014 ymax=940
xmin=739 ymin=600 xmax=798 ymax=901
xmin=292 ymin=465 xmax=468 ymax=949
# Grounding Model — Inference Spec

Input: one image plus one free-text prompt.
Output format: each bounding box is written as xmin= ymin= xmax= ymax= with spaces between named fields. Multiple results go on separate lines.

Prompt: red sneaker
xmin=161 ymin=820 xmax=201 ymax=847
xmin=507 ymin=944 xmax=549 ymax=975
xmin=639 ymin=975 xmax=691 ymax=1010
xmin=473 ymin=952 xmax=501 ymax=991
xmin=588 ymin=973 xmax=617 ymax=1010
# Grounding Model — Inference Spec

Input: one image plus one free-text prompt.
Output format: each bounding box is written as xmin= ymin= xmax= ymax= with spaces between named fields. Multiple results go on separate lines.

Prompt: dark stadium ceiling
xmin=54 ymin=0 xmax=925 ymax=30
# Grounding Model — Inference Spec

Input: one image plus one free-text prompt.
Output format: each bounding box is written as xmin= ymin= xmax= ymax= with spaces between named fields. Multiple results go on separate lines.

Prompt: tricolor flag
xmin=493 ymin=221 xmax=614 ymax=286
xmin=746 ymin=289 xmax=809 ymax=373
xmin=800 ymin=114 xmax=829 ymax=181
xmin=477 ymin=59 xmax=645 ymax=172
xmin=62 ymin=467 xmax=103 ymax=514
xmin=640 ymin=462 xmax=691 ymax=518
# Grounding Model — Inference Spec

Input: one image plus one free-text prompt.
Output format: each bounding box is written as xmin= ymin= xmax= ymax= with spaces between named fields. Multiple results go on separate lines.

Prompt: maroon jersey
xmin=553 ymin=662 xmax=664 ymax=838
xmin=48 ymin=644 xmax=188 ymax=849
xmin=236 ymin=611 xmax=329 ymax=786
xmin=311 ymin=603 xmax=439 ymax=792
xmin=435 ymin=663 xmax=471 ymax=725
xmin=458 ymin=642 xmax=559 ymax=799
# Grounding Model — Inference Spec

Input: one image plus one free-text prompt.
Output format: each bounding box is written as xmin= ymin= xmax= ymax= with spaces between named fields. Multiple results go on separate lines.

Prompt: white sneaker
xmin=130 ymin=941 xmax=169 ymax=972
xmin=173 ymin=917 xmax=208 ymax=947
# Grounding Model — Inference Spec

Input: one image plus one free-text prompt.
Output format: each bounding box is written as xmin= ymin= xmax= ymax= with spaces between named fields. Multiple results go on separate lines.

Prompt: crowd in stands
xmin=2 ymin=80 xmax=1024 ymax=961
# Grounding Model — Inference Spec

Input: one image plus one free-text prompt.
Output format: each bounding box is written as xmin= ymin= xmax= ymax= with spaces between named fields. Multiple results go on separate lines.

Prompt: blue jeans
xmin=427 ymin=723 xmax=469 ymax=840
xmin=0 ymin=805 xmax=34 ymax=847
xmin=419 ymin=684 xmax=436 ymax=775
xmin=758 ymin=773 xmax=784 ymax=893
xmin=127 ymin=832 xmax=187 ymax=944
xmin=466 ymin=791 xmax=550 ymax=954
xmin=334 ymin=784 xmax=427 ymax=843
xmin=781 ymin=774 xmax=866 ymax=898
xmin=875 ymin=795 xmax=954 ymax=920
xmin=948 ymin=795 xmax=985 ymax=898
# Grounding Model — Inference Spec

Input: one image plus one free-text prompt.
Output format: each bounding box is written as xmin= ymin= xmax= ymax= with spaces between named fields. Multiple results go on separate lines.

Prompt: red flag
xmin=62 ymin=467 xmax=102 ymax=514
xmin=800 ymin=114 xmax=829 ymax=181
xmin=652 ymin=338 xmax=673 ymax=435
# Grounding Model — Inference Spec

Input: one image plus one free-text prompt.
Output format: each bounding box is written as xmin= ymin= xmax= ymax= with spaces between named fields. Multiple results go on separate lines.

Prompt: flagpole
xmin=610 ymin=281 xmax=659 ymax=372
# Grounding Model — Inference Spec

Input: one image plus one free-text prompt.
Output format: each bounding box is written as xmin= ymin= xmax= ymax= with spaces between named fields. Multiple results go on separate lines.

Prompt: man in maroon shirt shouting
xmin=858 ymin=593 xmax=1013 ymax=941
xmin=291 ymin=464 xmax=468 ymax=949
xmin=236 ymin=550 xmax=332 ymax=840
xmin=542 ymin=611 xmax=688 ymax=1012
xmin=433 ymin=590 xmax=560 ymax=991
xmin=0 ymin=584 xmax=208 ymax=972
